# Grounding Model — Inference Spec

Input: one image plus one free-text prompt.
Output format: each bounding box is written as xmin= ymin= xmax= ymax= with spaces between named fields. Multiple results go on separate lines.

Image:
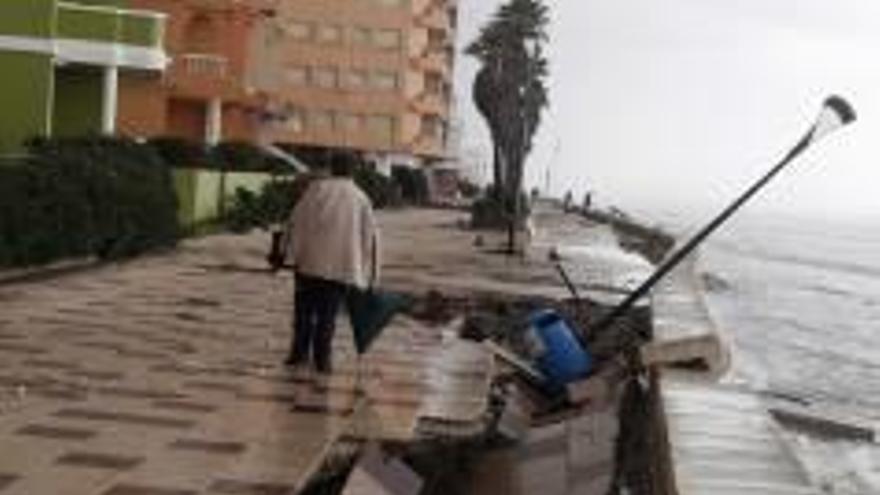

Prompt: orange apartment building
xmin=114 ymin=0 xmax=458 ymax=170
xmin=118 ymin=0 xmax=279 ymax=144
xmin=269 ymin=0 xmax=458 ymax=170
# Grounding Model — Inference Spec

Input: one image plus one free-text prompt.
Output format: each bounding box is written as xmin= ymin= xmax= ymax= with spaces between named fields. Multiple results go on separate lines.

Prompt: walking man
xmin=281 ymin=152 xmax=379 ymax=374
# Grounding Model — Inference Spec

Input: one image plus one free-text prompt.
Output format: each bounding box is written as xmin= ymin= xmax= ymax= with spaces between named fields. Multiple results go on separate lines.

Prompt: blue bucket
xmin=528 ymin=310 xmax=593 ymax=391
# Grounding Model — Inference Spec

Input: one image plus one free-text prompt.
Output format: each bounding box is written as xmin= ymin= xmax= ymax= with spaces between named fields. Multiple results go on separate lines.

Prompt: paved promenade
xmin=0 ymin=210 xmax=499 ymax=495
xmin=0 ymin=205 xmax=658 ymax=495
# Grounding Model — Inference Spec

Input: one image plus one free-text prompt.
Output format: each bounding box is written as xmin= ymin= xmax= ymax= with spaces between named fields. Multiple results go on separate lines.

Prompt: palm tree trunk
xmin=492 ymin=143 xmax=503 ymax=199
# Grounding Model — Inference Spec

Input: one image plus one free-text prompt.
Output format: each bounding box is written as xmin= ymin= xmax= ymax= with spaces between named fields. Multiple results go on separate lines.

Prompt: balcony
xmin=55 ymin=2 xmax=167 ymax=70
xmin=178 ymin=54 xmax=229 ymax=79
xmin=119 ymin=10 xmax=165 ymax=48
xmin=409 ymin=90 xmax=448 ymax=117
xmin=411 ymin=50 xmax=451 ymax=76
xmin=167 ymin=53 xmax=233 ymax=99
xmin=415 ymin=0 xmax=455 ymax=31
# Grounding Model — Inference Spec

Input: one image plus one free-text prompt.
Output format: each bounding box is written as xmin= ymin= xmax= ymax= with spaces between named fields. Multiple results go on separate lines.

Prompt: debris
xmin=484 ymin=340 xmax=544 ymax=385
xmin=770 ymin=407 xmax=876 ymax=443
xmin=342 ymin=444 xmax=423 ymax=495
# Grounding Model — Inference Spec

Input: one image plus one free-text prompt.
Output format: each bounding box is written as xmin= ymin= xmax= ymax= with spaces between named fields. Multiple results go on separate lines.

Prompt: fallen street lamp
xmin=588 ymin=96 xmax=858 ymax=341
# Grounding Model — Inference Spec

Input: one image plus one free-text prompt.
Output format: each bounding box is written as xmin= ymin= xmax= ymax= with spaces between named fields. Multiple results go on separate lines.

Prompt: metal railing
xmin=176 ymin=54 xmax=229 ymax=78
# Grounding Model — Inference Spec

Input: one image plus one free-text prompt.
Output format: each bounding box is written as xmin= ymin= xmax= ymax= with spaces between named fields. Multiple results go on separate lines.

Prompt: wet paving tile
xmin=208 ymin=479 xmax=296 ymax=495
xmin=0 ymin=343 xmax=48 ymax=355
xmin=151 ymin=400 xmax=218 ymax=414
xmin=53 ymin=408 xmax=197 ymax=430
xmin=21 ymin=358 xmax=81 ymax=370
xmin=168 ymin=438 xmax=247 ymax=455
xmin=56 ymin=452 xmax=143 ymax=470
xmin=44 ymin=328 xmax=94 ymax=339
xmin=96 ymin=386 xmax=185 ymax=401
xmin=292 ymin=401 xmax=355 ymax=416
xmin=100 ymin=483 xmax=198 ymax=495
xmin=181 ymin=381 xmax=244 ymax=394
xmin=16 ymin=424 xmax=98 ymax=441
xmin=235 ymin=392 xmax=297 ymax=405
xmin=0 ymin=474 xmax=19 ymax=490
xmin=73 ymin=341 xmax=128 ymax=353
xmin=0 ymin=373 xmax=56 ymax=388
xmin=149 ymin=363 xmax=203 ymax=377
xmin=117 ymin=349 xmax=169 ymax=361
xmin=31 ymin=387 xmax=89 ymax=402
xmin=69 ymin=369 xmax=125 ymax=382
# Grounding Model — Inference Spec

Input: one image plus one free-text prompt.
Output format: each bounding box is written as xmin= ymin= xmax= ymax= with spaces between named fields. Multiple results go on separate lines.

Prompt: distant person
xmin=582 ymin=191 xmax=592 ymax=212
xmin=280 ymin=152 xmax=380 ymax=374
xmin=563 ymin=190 xmax=574 ymax=212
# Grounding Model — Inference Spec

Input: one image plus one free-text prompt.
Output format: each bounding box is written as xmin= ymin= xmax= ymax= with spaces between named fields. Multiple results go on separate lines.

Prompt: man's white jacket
xmin=282 ymin=178 xmax=379 ymax=289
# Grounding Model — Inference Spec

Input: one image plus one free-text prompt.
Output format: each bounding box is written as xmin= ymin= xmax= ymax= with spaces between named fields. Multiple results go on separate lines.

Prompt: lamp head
xmin=811 ymin=96 xmax=857 ymax=142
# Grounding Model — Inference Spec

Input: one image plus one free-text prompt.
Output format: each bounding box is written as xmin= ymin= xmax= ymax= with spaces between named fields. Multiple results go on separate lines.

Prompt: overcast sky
xmin=454 ymin=0 xmax=880 ymax=222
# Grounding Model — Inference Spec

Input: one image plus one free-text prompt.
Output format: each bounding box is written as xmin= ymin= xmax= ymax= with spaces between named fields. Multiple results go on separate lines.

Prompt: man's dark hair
xmin=330 ymin=151 xmax=359 ymax=177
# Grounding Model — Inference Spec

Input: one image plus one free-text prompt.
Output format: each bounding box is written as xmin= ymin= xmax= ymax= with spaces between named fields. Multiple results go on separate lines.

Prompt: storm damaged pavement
xmin=0 ymin=202 xmax=815 ymax=495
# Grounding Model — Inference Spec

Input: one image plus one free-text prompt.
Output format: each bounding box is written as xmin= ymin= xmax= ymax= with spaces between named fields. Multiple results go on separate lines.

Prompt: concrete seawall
xmin=581 ymin=207 xmax=823 ymax=495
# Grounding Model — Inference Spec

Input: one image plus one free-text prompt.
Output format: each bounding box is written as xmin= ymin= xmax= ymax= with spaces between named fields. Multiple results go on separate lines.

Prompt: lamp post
xmin=589 ymin=96 xmax=857 ymax=338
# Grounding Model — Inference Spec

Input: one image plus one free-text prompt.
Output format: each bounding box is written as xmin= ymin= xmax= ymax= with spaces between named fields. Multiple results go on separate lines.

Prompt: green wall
xmin=174 ymin=169 xmax=276 ymax=227
xmin=52 ymin=67 xmax=104 ymax=138
xmin=0 ymin=0 xmax=56 ymax=38
xmin=56 ymin=4 xmax=120 ymax=43
xmin=0 ymin=52 xmax=53 ymax=152
xmin=0 ymin=1 xmax=55 ymax=152
xmin=71 ymin=0 xmax=127 ymax=7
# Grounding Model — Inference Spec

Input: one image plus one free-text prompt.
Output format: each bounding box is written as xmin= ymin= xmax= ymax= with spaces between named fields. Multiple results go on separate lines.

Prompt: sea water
xmin=690 ymin=213 xmax=880 ymax=494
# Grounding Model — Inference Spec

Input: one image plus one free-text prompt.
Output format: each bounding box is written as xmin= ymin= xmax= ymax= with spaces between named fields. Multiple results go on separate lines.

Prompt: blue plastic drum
xmin=528 ymin=310 xmax=593 ymax=391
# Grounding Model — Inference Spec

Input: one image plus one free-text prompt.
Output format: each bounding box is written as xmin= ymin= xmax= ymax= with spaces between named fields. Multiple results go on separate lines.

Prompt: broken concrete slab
xmin=341 ymin=445 xmax=423 ymax=495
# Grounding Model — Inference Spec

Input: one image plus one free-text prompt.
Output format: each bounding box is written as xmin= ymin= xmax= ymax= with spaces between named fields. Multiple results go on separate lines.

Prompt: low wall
xmin=173 ymin=169 xmax=276 ymax=228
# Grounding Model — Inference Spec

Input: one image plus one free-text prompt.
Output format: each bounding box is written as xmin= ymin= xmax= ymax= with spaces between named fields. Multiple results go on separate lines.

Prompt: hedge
xmin=391 ymin=165 xmax=429 ymax=205
xmin=0 ymin=137 xmax=179 ymax=268
xmin=223 ymin=165 xmax=400 ymax=233
xmin=148 ymin=137 xmax=291 ymax=174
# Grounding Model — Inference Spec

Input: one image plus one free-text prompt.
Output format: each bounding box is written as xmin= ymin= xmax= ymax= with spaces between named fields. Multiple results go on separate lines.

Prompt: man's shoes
xmin=284 ymin=355 xmax=304 ymax=367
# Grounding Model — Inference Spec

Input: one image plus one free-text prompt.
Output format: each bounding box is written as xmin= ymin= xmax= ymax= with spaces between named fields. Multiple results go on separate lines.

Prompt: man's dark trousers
xmin=289 ymin=273 xmax=347 ymax=372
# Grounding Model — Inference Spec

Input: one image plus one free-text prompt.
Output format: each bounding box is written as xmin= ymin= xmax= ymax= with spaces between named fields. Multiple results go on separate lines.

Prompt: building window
xmin=286 ymin=22 xmax=313 ymax=41
xmin=345 ymin=69 xmax=368 ymax=89
xmin=342 ymin=113 xmax=365 ymax=132
xmin=285 ymin=106 xmax=306 ymax=133
xmin=373 ymin=29 xmax=402 ymax=51
xmin=425 ymin=72 xmax=443 ymax=95
xmin=285 ymin=66 xmax=310 ymax=86
xmin=367 ymin=115 xmax=395 ymax=144
xmin=312 ymin=110 xmax=338 ymax=132
xmin=371 ymin=71 xmax=399 ymax=91
xmin=317 ymin=24 xmax=342 ymax=44
xmin=184 ymin=14 xmax=217 ymax=53
xmin=421 ymin=115 xmax=443 ymax=139
xmin=313 ymin=67 xmax=339 ymax=89
xmin=351 ymin=26 xmax=372 ymax=46
xmin=427 ymin=28 xmax=446 ymax=51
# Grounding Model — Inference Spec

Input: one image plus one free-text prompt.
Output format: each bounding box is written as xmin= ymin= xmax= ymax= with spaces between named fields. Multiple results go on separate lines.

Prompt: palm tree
xmin=468 ymin=0 xmax=549 ymax=250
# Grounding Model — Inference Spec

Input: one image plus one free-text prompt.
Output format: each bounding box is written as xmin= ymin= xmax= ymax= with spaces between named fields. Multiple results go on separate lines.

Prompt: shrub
xmin=355 ymin=165 xmax=398 ymax=209
xmin=148 ymin=136 xmax=215 ymax=169
xmin=0 ymin=137 xmax=179 ymax=268
xmin=225 ymin=179 xmax=300 ymax=233
xmin=391 ymin=165 xmax=429 ymax=205
xmin=470 ymin=184 xmax=531 ymax=229
xmin=459 ymin=179 xmax=481 ymax=199
xmin=224 ymin=165 xmax=398 ymax=233
xmin=150 ymin=137 xmax=293 ymax=174
xmin=213 ymin=140 xmax=290 ymax=174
